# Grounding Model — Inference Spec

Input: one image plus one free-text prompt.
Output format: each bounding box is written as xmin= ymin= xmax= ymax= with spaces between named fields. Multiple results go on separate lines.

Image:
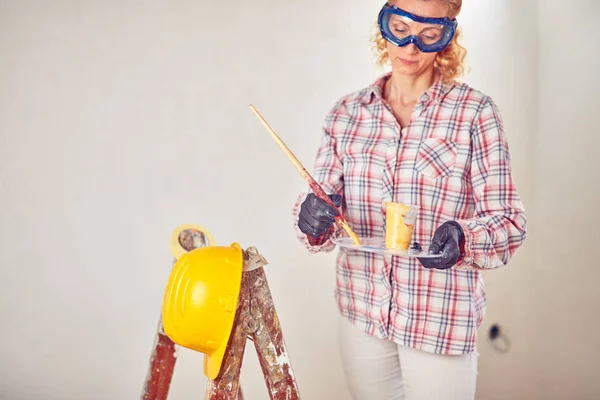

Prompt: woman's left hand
xmin=418 ymin=222 xmax=464 ymax=270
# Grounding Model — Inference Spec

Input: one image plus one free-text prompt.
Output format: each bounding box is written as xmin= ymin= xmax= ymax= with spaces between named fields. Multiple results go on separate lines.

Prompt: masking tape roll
xmin=169 ymin=224 xmax=215 ymax=259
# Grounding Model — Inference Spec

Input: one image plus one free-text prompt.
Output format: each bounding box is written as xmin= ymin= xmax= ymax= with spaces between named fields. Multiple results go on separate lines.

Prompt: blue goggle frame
xmin=378 ymin=4 xmax=458 ymax=53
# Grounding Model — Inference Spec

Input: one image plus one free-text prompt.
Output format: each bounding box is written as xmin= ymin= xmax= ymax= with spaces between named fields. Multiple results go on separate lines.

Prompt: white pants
xmin=338 ymin=316 xmax=478 ymax=400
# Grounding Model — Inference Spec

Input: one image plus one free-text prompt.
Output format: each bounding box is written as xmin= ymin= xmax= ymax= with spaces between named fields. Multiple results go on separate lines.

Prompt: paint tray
xmin=331 ymin=237 xmax=443 ymax=258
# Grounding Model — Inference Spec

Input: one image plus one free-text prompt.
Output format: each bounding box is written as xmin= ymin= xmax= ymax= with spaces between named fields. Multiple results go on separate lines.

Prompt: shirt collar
xmin=362 ymin=71 xmax=455 ymax=105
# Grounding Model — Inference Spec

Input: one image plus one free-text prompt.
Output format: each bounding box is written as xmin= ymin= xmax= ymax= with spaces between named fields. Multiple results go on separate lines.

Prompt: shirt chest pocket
xmin=414 ymin=137 xmax=458 ymax=180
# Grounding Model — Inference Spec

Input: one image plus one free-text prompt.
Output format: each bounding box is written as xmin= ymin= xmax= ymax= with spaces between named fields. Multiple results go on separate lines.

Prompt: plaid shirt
xmin=292 ymin=72 xmax=527 ymax=355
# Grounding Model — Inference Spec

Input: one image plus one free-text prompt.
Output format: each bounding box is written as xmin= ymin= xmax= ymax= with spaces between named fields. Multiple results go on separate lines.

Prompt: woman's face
xmin=385 ymin=0 xmax=449 ymax=77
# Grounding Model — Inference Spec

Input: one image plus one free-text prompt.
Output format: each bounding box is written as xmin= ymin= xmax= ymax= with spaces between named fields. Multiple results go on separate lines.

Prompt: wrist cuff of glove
xmin=445 ymin=221 xmax=464 ymax=243
xmin=445 ymin=221 xmax=465 ymax=262
xmin=306 ymin=225 xmax=335 ymax=246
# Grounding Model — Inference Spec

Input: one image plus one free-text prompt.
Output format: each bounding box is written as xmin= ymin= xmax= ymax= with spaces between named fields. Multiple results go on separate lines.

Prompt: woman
xmin=292 ymin=0 xmax=527 ymax=399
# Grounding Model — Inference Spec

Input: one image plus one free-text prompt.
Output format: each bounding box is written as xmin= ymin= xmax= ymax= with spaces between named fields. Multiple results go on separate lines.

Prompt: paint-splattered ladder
xmin=141 ymin=224 xmax=300 ymax=400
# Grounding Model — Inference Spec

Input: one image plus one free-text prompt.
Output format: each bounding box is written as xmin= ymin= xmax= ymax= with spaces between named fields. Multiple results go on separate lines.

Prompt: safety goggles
xmin=378 ymin=4 xmax=457 ymax=53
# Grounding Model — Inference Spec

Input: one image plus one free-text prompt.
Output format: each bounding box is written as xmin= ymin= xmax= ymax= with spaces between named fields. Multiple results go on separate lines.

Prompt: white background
xmin=1 ymin=0 xmax=598 ymax=399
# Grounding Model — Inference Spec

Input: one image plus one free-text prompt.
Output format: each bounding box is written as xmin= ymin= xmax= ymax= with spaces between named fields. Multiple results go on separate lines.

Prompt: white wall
xmin=531 ymin=1 xmax=600 ymax=398
xmin=1 ymin=1 xmax=596 ymax=399
xmin=469 ymin=1 xmax=600 ymax=399
xmin=0 ymin=1 xmax=376 ymax=399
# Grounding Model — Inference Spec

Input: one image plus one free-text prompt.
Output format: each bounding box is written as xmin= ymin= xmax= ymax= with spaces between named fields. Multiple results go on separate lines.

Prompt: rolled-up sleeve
xmin=455 ymin=97 xmax=527 ymax=270
xmin=292 ymin=104 xmax=346 ymax=253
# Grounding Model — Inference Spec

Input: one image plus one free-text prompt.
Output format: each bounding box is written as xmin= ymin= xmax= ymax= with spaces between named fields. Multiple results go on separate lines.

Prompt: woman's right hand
xmin=298 ymin=193 xmax=342 ymax=238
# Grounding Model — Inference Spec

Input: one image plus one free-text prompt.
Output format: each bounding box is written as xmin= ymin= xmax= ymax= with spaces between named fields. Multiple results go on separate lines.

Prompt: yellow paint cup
xmin=384 ymin=202 xmax=419 ymax=250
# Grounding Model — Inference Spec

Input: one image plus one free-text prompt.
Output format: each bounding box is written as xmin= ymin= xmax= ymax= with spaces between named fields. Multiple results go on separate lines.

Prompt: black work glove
xmin=298 ymin=193 xmax=342 ymax=238
xmin=418 ymin=221 xmax=464 ymax=270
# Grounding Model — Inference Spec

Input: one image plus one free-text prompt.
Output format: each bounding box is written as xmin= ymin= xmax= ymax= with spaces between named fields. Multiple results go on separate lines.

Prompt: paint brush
xmin=249 ymin=104 xmax=362 ymax=245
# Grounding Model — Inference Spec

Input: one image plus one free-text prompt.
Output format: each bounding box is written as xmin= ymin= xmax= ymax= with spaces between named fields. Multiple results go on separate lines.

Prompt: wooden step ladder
xmin=141 ymin=224 xmax=301 ymax=400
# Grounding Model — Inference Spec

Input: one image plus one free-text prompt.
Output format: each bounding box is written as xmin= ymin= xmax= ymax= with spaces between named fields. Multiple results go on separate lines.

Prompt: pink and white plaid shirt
xmin=292 ymin=72 xmax=527 ymax=355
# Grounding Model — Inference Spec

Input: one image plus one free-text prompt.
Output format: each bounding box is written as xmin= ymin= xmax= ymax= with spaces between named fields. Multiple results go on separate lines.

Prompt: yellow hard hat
xmin=161 ymin=242 xmax=243 ymax=380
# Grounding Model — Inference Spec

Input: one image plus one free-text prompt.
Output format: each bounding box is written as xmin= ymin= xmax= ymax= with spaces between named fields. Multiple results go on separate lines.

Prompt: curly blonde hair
xmin=372 ymin=0 xmax=468 ymax=83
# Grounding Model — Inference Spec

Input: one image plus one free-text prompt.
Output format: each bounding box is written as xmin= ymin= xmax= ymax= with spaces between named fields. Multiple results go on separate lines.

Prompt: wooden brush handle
xmin=249 ymin=104 xmax=361 ymax=245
